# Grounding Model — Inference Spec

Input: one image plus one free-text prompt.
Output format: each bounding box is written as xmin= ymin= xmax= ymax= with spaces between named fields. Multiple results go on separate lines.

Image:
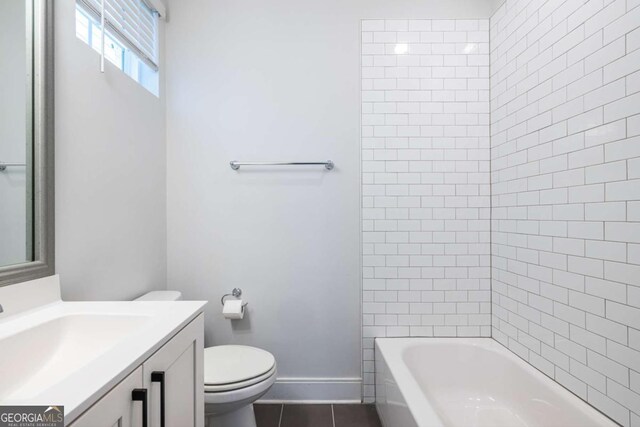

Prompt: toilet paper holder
xmin=221 ymin=288 xmax=249 ymax=310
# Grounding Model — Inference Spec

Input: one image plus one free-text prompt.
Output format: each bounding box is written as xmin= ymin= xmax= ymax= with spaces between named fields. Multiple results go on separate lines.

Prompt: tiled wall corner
xmin=361 ymin=18 xmax=491 ymax=402
xmin=491 ymin=0 xmax=640 ymax=424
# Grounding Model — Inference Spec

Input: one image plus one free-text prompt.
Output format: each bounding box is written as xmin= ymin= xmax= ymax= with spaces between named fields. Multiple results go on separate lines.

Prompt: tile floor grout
xmin=331 ymin=404 xmax=335 ymax=427
xmin=277 ymin=403 xmax=284 ymax=427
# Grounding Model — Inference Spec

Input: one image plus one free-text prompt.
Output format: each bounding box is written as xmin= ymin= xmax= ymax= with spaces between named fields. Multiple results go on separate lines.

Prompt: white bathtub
xmin=375 ymin=338 xmax=617 ymax=427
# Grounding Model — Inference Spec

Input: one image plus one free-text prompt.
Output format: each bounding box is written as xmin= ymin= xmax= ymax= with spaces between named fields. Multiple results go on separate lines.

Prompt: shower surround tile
xmin=491 ymin=0 xmax=640 ymax=424
xmin=361 ymin=18 xmax=491 ymax=402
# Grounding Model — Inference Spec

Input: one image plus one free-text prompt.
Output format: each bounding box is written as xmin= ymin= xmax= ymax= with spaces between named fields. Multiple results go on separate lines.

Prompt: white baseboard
xmin=258 ymin=377 xmax=362 ymax=403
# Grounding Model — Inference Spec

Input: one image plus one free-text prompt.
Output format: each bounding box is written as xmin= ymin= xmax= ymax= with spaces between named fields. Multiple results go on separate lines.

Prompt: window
xmin=75 ymin=0 xmax=161 ymax=96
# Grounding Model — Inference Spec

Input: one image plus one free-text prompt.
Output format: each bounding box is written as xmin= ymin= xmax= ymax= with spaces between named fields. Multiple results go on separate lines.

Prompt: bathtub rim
xmin=374 ymin=337 xmax=618 ymax=427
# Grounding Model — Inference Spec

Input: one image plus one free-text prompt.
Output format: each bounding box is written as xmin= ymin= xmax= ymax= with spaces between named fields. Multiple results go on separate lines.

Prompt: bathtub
xmin=375 ymin=338 xmax=617 ymax=427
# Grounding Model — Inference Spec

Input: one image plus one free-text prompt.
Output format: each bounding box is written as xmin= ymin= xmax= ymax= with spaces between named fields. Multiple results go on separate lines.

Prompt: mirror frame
xmin=0 ymin=0 xmax=54 ymax=287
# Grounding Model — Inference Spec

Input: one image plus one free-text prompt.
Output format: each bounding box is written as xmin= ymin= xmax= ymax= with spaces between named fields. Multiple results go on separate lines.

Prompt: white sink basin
xmin=0 ymin=314 xmax=150 ymax=400
xmin=0 ymin=275 xmax=206 ymax=424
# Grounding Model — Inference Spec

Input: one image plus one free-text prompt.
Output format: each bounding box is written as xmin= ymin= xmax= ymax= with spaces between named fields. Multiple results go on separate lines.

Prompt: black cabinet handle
xmin=151 ymin=371 xmax=166 ymax=427
xmin=132 ymin=388 xmax=148 ymax=427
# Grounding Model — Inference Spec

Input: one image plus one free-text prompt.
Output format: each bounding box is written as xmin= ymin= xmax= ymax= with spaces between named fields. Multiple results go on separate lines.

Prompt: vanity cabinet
xmin=144 ymin=314 xmax=204 ymax=427
xmin=70 ymin=315 xmax=204 ymax=427
xmin=70 ymin=367 xmax=144 ymax=427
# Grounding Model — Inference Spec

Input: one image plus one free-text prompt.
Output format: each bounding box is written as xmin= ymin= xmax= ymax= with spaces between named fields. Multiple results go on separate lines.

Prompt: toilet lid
xmin=204 ymin=345 xmax=276 ymax=387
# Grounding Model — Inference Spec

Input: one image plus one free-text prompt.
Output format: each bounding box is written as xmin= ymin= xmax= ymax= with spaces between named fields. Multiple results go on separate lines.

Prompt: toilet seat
xmin=205 ymin=364 xmax=277 ymax=393
xmin=204 ymin=345 xmax=276 ymax=393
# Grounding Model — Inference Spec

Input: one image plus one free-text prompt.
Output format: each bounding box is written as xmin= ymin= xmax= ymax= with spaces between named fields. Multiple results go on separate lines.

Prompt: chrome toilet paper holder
xmin=221 ymin=288 xmax=249 ymax=310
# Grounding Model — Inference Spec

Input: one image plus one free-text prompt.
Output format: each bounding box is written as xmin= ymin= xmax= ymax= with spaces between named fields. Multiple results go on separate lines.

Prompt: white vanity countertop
xmin=0 ymin=275 xmax=206 ymax=424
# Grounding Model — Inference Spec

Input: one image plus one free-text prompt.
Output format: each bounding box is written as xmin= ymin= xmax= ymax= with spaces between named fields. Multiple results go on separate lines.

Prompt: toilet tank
xmin=134 ymin=291 xmax=182 ymax=301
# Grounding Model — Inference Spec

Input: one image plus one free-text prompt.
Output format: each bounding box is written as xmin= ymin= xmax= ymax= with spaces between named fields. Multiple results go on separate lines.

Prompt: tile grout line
xmin=331 ymin=404 xmax=336 ymax=427
xmin=277 ymin=404 xmax=284 ymax=427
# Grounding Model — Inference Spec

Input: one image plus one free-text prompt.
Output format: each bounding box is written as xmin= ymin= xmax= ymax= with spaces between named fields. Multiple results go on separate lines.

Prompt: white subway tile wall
xmin=491 ymin=0 xmax=640 ymax=424
xmin=361 ymin=19 xmax=491 ymax=402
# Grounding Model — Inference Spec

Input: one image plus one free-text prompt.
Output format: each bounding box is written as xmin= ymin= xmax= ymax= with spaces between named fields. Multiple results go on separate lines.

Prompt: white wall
xmin=491 ymin=0 xmax=640 ymax=424
xmin=165 ymin=0 xmax=495 ymax=401
xmin=361 ymin=18 xmax=491 ymax=401
xmin=0 ymin=0 xmax=28 ymax=267
xmin=55 ymin=1 xmax=167 ymax=301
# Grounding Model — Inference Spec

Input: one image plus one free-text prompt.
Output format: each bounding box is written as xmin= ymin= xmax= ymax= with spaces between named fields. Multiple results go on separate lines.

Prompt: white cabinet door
xmin=143 ymin=314 xmax=204 ymax=427
xmin=70 ymin=366 xmax=144 ymax=427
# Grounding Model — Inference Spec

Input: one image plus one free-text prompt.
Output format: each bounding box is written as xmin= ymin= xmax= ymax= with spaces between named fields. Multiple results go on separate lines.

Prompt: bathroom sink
xmin=0 ymin=275 xmax=207 ymax=423
xmin=0 ymin=313 xmax=150 ymax=400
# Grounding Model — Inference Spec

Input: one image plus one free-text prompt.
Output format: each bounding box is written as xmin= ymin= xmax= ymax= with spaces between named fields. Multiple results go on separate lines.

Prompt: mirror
xmin=0 ymin=0 xmax=54 ymax=286
xmin=0 ymin=0 xmax=33 ymax=267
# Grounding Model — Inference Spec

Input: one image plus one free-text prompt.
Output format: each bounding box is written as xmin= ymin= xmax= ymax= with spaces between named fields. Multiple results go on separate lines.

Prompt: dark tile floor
xmin=255 ymin=404 xmax=382 ymax=427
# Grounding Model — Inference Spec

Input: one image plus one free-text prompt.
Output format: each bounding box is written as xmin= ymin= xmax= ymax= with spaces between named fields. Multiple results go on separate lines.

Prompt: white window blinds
xmin=77 ymin=0 xmax=160 ymax=71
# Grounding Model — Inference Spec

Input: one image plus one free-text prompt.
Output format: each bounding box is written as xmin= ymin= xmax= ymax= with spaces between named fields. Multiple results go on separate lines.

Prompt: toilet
xmin=135 ymin=291 xmax=277 ymax=427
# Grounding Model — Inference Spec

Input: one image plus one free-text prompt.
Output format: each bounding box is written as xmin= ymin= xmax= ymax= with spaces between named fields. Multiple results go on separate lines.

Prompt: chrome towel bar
xmin=0 ymin=163 xmax=26 ymax=172
xmin=230 ymin=160 xmax=334 ymax=171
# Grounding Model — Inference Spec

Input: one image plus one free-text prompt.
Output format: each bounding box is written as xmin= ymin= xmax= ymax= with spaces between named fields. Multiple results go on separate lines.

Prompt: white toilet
xmin=135 ymin=291 xmax=277 ymax=427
